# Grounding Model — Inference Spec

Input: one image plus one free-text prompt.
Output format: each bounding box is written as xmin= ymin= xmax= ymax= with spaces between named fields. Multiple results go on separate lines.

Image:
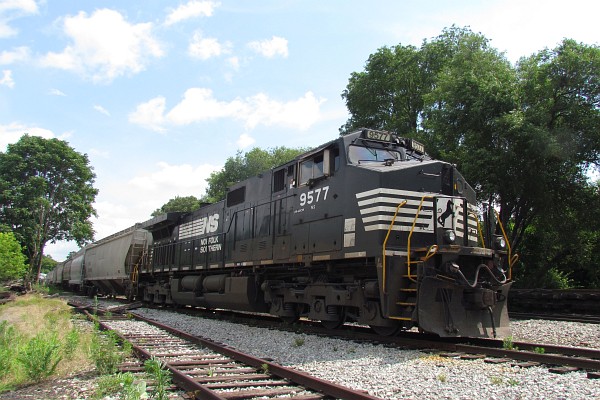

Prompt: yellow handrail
xmin=406 ymin=195 xmax=434 ymax=283
xmin=468 ymin=210 xmax=486 ymax=248
xmin=130 ymin=263 xmax=139 ymax=284
xmin=493 ymin=209 xmax=517 ymax=280
xmin=382 ymin=200 xmax=407 ymax=294
xmin=423 ymin=244 xmax=439 ymax=261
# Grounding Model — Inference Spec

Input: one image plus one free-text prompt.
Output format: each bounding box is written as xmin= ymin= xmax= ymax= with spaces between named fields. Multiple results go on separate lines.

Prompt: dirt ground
xmin=0 ymin=370 xmax=99 ymax=400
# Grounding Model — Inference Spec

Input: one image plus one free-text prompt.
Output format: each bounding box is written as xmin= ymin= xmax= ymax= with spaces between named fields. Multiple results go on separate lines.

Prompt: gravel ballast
xmin=131 ymin=308 xmax=600 ymax=400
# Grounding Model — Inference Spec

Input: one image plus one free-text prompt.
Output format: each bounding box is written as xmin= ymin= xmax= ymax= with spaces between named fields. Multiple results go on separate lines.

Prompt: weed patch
xmin=16 ymin=331 xmax=62 ymax=382
xmin=90 ymin=329 xmax=128 ymax=375
xmin=145 ymin=357 xmax=172 ymax=400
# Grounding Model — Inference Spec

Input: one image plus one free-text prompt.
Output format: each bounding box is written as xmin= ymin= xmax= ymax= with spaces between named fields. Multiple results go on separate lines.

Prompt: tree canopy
xmin=342 ymin=26 xmax=600 ymax=288
xmin=151 ymin=195 xmax=203 ymax=216
xmin=0 ymin=231 xmax=27 ymax=282
xmin=202 ymin=146 xmax=309 ymax=203
xmin=0 ymin=135 xmax=98 ymax=283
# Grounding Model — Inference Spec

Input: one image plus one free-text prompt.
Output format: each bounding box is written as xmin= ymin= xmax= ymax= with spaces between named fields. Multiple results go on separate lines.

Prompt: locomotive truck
xmin=49 ymin=128 xmax=513 ymax=338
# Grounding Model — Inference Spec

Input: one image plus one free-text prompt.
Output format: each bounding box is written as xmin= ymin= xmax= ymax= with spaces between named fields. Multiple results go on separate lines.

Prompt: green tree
xmin=151 ymin=195 xmax=202 ymax=217
xmin=516 ymin=184 xmax=600 ymax=288
xmin=341 ymin=26 xmax=477 ymax=137
xmin=203 ymin=147 xmax=309 ymax=203
xmin=0 ymin=135 xmax=98 ymax=284
xmin=341 ymin=44 xmax=427 ymax=135
xmin=40 ymin=255 xmax=57 ymax=274
xmin=0 ymin=231 xmax=27 ymax=282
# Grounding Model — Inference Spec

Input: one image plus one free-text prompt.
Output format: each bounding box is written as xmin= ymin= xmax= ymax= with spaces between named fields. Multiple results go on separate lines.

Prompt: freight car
xmin=53 ymin=128 xmax=513 ymax=338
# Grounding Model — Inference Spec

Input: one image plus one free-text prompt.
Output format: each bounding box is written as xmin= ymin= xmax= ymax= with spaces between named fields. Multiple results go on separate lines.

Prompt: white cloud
xmin=130 ymin=88 xmax=325 ymax=132
xmin=0 ymin=0 xmax=38 ymax=14
xmin=236 ymin=133 xmax=255 ymax=149
xmin=103 ymin=161 xmax=220 ymax=234
xmin=476 ymin=0 xmax=600 ymax=62
xmin=227 ymin=56 xmax=240 ymax=70
xmin=0 ymin=46 xmax=30 ymax=64
xmin=166 ymin=88 xmax=246 ymax=125
xmin=0 ymin=70 xmax=14 ymax=88
xmin=0 ymin=122 xmax=56 ymax=150
xmin=188 ymin=31 xmax=230 ymax=60
xmin=0 ymin=0 xmax=38 ymax=38
xmin=248 ymin=36 xmax=288 ymax=58
xmin=164 ymin=0 xmax=220 ymax=26
xmin=46 ymin=160 xmax=222 ymax=260
xmin=129 ymin=161 xmax=219 ymax=194
xmin=242 ymin=91 xmax=324 ymax=130
xmin=49 ymin=88 xmax=66 ymax=96
xmin=128 ymin=96 xmax=167 ymax=132
xmin=44 ymin=241 xmax=79 ymax=262
xmin=40 ymin=9 xmax=164 ymax=83
xmin=93 ymin=104 xmax=110 ymax=116
xmin=89 ymin=148 xmax=110 ymax=159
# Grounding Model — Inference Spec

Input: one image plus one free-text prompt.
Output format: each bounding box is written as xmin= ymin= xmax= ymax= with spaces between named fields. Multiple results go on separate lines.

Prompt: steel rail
xmin=87 ymin=311 xmax=227 ymax=400
xmin=132 ymin=312 xmax=383 ymax=400
xmin=70 ymin=299 xmax=383 ymax=400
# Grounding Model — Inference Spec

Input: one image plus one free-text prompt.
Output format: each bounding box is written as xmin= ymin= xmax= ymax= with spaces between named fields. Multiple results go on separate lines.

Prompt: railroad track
xmin=69 ymin=297 xmax=600 ymax=386
xmin=149 ymin=302 xmax=600 ymax=375
xmin=509 ymin=311 xmax=600 ymax=324
xmin=73 ymin=303 xmax=382 ymax=400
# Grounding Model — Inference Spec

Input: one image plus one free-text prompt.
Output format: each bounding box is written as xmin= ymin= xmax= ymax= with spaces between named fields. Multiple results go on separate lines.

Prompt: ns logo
xmin=198 ymin=213 xmax=219 ymax=235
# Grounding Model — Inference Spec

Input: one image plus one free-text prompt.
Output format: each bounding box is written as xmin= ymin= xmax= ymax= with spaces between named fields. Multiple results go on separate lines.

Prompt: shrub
xmin=16 ymin=331 xmax=63 ymax=382
xmin=502 ymin=336 xmax=518 ymax=350
xmin=90 ymin=330 xmax=126 ymax=375
xmin=0 ymin=321 xmax=19 ymax=379
xmin=144 ymin=357 xmax=172 ymax=400
xmin=95 ymin=372 xmax=146 ymax=400
xmin=63 ymin=327 xmax=80 ymax=359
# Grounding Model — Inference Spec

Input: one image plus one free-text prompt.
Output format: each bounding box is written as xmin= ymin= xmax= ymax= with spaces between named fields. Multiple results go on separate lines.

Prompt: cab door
xmin=273 ymin=165 xmax=294 ymax=261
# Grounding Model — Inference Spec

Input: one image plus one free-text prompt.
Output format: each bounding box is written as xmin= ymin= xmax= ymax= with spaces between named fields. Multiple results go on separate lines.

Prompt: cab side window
xmin=299 ymin=152 xmax=328 ymax=186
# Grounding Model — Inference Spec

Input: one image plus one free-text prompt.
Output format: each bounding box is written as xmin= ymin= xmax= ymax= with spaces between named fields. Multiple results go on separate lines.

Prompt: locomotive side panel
xmin=175 ymin=204 xmax=224 ymax=271
xmin=224 ymin=172 xmax=273 ymax=265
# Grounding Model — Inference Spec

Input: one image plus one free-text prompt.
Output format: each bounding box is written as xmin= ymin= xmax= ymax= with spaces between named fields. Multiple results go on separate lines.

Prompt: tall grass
xmin=16 ymin=331 xmax=62 ymax=381
xmin=144 ymin=357 xmax=172 ymax=400
xmin=0 ymin=321 xmax=19 ymax=379
xmin=0 ymin=294 xmax=165 ymax=399
xmin=90 ymin=329 xmax=130 ymax=375
xmin=0 ymin=294 xmax=94 ymax=392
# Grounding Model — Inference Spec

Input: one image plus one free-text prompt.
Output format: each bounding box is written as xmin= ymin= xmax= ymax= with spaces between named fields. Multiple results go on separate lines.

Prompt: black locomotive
xmin=50 ymin=128 xmax=513 ymax=338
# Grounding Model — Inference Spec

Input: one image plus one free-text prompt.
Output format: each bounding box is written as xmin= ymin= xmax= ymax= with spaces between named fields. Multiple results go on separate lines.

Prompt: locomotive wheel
xmin=320 ymin=306 xmax=346 ymax=330
xmin=321 ymin=318 xmax=345 ymax=330
xmin=369 ymin=321 xmax=403 ymax=336
xmin=281 ymin=315 xmax=300 ymax=324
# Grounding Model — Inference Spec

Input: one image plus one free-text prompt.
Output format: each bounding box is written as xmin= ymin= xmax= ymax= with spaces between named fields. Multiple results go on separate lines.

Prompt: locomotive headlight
xmin=443 ymin=229 xmax=457 ymax=244
xmin=493 ymin=235 xmax=507 ymax=250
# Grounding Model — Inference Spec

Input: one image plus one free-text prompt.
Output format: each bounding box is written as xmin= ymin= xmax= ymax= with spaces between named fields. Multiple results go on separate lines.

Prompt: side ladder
xmin=383 ymin=197 xmax=437 ymax=323
xmin=128 ymin=231 xmax=148 ymax=300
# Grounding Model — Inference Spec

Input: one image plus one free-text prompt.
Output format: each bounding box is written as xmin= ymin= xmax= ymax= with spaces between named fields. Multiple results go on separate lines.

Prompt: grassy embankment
xmin=0 ymin=288 xmax=171 ymax=399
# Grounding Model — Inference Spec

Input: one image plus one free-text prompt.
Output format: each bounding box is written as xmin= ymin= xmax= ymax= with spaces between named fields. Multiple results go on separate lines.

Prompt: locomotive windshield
xmin=348 ymin=144 xmax=405 ymax=164
xmin=346 ymin=129 xmax=428 ymax=164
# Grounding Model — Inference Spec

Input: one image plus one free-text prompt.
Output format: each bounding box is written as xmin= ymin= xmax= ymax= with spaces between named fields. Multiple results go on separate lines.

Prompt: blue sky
xmin=1 ymin=0 xmax=598 ymax=261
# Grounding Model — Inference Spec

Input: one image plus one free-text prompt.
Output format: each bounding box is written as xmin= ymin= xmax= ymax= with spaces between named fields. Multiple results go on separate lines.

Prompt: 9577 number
xmin=299 ymin=186 xmax=329 ymax=207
